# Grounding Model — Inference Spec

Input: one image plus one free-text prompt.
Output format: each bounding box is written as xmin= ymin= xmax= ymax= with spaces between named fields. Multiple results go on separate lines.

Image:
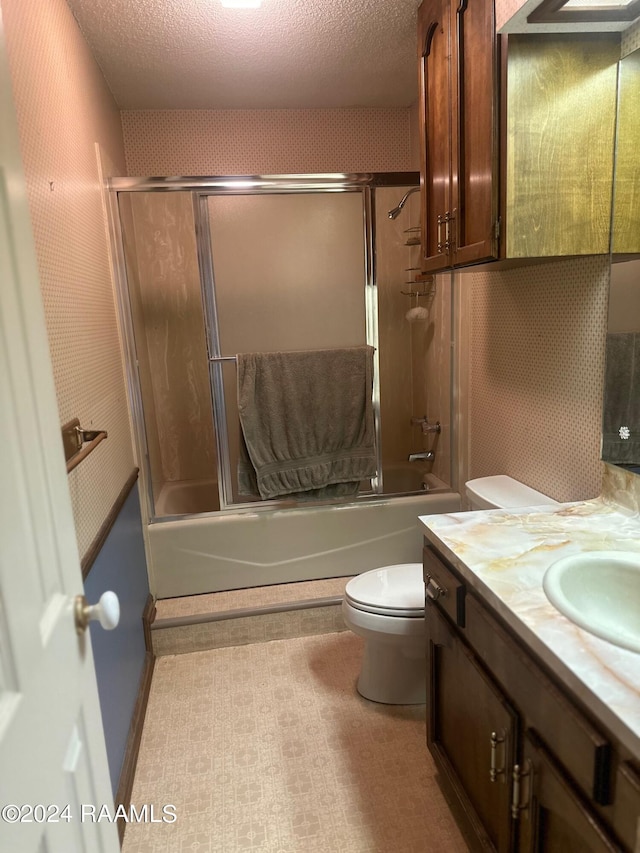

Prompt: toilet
xmin=465 ymin=475 xmax=559 ymax=511
xmin=342 ymin=475 xmax=558 ymax=704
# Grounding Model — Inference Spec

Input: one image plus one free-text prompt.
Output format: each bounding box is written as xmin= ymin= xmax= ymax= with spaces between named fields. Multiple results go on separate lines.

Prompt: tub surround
xmin=419 ymin=493 xmax=640 ymax=757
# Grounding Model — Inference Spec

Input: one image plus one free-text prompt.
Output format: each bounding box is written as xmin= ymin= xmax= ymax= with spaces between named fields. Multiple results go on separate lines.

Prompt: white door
xmin=0 ymin=12 xmax=120 ymax=853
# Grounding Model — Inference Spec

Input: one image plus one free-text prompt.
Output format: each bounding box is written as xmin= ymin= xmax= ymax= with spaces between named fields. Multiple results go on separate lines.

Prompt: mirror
xmin=602 ymin=45 xmax=640 ymax=471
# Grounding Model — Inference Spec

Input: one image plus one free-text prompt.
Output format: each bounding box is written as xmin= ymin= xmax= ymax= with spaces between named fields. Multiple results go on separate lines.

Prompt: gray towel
xmin=237 ymin=347 xmax=376 ymax=501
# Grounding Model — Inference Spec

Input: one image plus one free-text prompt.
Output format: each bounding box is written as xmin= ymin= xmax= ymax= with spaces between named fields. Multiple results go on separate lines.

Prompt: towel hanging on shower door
xmin=237 ymin=346 xmax=376 ymax=501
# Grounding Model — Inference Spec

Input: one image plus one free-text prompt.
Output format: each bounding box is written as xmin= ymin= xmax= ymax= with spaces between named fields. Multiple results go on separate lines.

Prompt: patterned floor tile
xmin=122 ymin=632 xmax=468 ymax=853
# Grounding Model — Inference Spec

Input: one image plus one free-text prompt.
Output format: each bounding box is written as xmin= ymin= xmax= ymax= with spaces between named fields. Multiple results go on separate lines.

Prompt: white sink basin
xmin=543 ymin=551 xmax=640 ymax=653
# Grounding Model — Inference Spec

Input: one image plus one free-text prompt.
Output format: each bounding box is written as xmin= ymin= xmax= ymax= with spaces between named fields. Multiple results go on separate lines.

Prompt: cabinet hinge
xmin=494 ymin=217 xmax=501 ymax=241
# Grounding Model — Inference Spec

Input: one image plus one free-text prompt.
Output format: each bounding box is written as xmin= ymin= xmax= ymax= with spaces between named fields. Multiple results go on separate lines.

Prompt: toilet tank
xmin=465 ymin=475 xmax=559 ymax=511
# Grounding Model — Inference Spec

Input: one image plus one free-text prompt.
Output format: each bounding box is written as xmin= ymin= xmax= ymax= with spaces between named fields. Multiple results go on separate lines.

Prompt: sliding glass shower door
xmin=200 ymin=189 xmax=374 ymax=507
xmin=112 ymin=174 xmax=451 ymax=520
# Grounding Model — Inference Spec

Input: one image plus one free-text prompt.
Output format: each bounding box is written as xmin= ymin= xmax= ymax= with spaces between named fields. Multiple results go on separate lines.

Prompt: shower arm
xmin=388 ymin=186 xmax=420 ymax=220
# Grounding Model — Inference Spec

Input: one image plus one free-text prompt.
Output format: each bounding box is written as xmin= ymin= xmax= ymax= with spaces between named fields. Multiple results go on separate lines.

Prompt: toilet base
xmin=356 ymin=637 xmax=426 ymax=705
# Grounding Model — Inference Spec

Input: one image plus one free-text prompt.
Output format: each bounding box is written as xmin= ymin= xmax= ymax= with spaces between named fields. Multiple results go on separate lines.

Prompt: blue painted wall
xmin=84 ymin=482 xmax=150 ymax=795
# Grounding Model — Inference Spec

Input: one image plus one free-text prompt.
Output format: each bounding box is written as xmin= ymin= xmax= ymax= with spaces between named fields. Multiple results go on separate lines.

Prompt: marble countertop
xmin=418 ymin=497 xmax=640 ymax=758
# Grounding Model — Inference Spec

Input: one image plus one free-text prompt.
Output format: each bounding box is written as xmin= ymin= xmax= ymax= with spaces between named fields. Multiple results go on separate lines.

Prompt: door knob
xmin=74 ymin=591 xmax=120 ymax=635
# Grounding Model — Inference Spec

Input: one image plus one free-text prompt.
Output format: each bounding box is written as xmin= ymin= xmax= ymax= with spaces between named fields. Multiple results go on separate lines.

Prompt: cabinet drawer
xmin=613 ymin=760 xmax=640 ymax=851
xmin=423 ymin=546 xmax=466 ymax=627
xmin=465 ymin=594 xmax=612 ymax=805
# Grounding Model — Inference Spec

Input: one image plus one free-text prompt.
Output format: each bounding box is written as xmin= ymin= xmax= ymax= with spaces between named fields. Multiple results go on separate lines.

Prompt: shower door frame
xmin=108 ymin=172 xmax=420 ymax=520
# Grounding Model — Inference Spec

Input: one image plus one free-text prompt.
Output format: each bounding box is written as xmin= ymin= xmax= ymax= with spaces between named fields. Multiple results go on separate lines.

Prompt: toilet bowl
xmin=342 ymin=563 xmax=426 ymax=705
xmin=343 ymin=476 xmax=558 ymax=705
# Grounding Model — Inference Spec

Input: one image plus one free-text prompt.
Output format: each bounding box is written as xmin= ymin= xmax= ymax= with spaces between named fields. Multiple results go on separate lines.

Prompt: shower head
xmin=388 ymin=186 xmax=420 ymax=220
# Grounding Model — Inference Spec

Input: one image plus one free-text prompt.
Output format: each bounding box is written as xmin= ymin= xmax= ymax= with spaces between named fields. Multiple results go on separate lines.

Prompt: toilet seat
xmin=345 ymin=563 xmax=424 ymax=618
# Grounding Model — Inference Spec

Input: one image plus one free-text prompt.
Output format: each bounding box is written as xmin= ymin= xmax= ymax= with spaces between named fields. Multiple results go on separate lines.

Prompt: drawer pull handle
xmin=490 ymin=730 xmax=506 ymax=782
xmin=511 ymin=761 xmax=532 ymax=820
xmin=425 ymin=574 xmax=447 ymax=601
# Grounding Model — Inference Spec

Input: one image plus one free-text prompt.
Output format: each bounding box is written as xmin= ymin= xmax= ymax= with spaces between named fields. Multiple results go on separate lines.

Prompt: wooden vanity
xmin=420 ymin=504 xmax=640 ymax=852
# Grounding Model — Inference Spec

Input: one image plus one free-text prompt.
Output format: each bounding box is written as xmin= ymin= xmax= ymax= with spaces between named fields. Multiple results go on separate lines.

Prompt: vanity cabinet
xmin=417 ymin=0 xmax=620 ymax=272
xmin=517 ymin=730 xmax=622 ymax=852
xmin=423 ymin=543 xmax=639 ymax=852
xmin=417 ymin=0 xmax=499 ymax=273
xmin=428 ymin=605 xmax=517 ymax=850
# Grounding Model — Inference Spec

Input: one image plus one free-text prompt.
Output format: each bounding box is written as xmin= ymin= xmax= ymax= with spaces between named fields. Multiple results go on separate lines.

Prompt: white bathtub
xmin=382 ymin=465 xmax=449 ymax=494
xmin=155 ymin=478 xmax=220 ymax=516
xmin=148 ymin=490 xmax=461 ymax=598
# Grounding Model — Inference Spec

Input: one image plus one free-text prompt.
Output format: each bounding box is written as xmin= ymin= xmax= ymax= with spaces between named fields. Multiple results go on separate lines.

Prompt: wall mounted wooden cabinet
xmin=505 ymin=34 xmax=620 ymax=259
xmin=423 ymin=544 xmax=640 ymax=852
xmin=417 ymin=2 xmax=620 ymax=272
xmin=612 ymin=45 xmax=640 ymax=255
xmin=417 ymin=0 xmax=500 ymax=273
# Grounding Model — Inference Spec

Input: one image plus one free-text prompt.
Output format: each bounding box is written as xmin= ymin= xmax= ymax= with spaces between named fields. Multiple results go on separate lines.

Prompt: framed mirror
xmin=602 ymin=44 xmax=640 ymax=471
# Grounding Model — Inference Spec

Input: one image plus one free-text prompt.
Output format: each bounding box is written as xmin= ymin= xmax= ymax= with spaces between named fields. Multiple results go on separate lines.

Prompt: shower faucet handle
xmin=411 ymin=416 xmax=441 ymax=435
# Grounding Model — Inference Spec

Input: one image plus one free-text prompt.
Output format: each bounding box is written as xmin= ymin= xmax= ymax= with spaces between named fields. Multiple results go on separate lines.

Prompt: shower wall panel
xmin=375 ymin=186 xmax=414 ymax=469
xmin=119 ymin=196 xmax=164 ymax=506
xmin=412 ymin=268 xmax=452 ymax=486
xmin=376 ymin=189 xmax=452 ymax=488
xmin=124 ymin=192 xmax=217 ymax=496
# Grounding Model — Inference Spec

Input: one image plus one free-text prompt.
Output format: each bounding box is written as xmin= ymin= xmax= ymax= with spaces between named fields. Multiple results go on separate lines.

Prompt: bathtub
xmin=382 ymin=465 xmax=448 ymax=494
xmin=155 ymin=478 xmax=220 ymax=516
xmin=147 ymin=489 xmax=461 ymax=598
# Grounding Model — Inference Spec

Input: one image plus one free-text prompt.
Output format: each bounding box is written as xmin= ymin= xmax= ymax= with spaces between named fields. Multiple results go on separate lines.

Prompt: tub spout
xmin=408 ymin=451 xmax=435 ymax=462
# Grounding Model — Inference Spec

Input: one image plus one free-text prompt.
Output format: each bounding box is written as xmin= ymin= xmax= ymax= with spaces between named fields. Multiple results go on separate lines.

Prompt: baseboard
xmin=115 ymin=650 xmax=155 ymax=844
xmin=142 ymin=592 xmax=156 ymax=652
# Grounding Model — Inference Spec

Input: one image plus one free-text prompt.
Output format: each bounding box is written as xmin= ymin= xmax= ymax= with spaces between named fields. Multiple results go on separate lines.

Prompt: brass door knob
xmin=74 ymin=591 xmax=120 ymax=635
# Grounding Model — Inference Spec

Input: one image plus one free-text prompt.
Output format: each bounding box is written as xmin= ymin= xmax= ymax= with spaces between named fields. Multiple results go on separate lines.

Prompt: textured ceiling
xmin=65 ymin=0 xmax=421 ymax=110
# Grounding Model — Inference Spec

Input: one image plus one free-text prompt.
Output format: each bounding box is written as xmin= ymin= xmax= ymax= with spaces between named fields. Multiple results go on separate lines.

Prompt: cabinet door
xmin=517 ymin=730 xmax=623 ymax=853
xmin=427 ymin=605 xmax=517 ymax=852
xmin=451 ymin=0 xmax=500 ymax=266
xmin=418 ymin=0 xmax=453 ymax=273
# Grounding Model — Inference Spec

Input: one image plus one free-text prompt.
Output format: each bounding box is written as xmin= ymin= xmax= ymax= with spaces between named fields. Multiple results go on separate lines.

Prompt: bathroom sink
xmin=543 ymin=551 xmax=640 ymax=653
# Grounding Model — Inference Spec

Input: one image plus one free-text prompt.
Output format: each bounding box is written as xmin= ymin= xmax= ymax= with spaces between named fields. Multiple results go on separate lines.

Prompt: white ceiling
xmin=66 ymin=0 xmax=421 ymax=110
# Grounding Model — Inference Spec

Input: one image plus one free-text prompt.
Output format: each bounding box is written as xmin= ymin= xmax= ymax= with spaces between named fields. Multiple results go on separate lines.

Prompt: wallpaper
xmin=2 ymin=0 xmax=134 ymax=557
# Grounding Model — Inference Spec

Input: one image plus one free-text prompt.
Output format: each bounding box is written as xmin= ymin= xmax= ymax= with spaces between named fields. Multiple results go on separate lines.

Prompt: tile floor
xmin=123 ymin=632 xmax=468 ymax=852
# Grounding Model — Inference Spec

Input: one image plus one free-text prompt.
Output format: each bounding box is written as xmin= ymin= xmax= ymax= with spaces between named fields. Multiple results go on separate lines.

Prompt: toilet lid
xmin=345 ymin=564 xmax=425 ymax=617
